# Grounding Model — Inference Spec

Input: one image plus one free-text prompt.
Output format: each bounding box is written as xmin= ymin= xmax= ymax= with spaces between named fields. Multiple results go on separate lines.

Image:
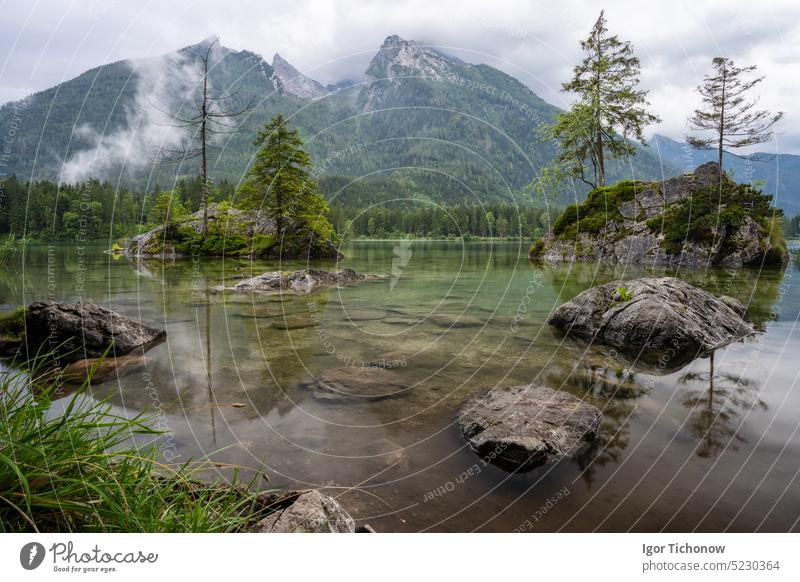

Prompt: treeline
xmin=329 ymin=202 xmax=556 ymax=239
xmin=784 ymin=215 xmax=800 ymax=239
xmin=0 ymin=176 xmax=236 ymax=240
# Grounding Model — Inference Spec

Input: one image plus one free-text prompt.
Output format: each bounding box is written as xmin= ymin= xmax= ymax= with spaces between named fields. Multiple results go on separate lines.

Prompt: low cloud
xmin=2 ymin=0 xmax=798 ymax=153
xmin=59 ymin=50 xmax=205 ymax=183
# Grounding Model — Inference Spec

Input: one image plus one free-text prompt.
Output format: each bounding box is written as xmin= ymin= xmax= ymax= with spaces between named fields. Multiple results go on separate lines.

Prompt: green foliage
xmin=0 ymin=306 xmax=25 ymax=338
xmin=176 ymin=223 xmax=248 ymax=257
xmin=551 ymin=180 xmax=649 ymax=239
xmin=687 ymin=57 xmax=783 ymax=169
xmin=616 ymin=286 xmax=633 ymax=302
xmin=783 ymin=214 xmax=800 ymax=239
xmin=529 ymin=238 xmax=546 ymax=259
xmin=148 ymin=191 xmax=188 ymax=226
xmin=333 ymin=201 xmax=552 ymax=239
xmin=546 ymin=10 xmax=660 ymax=187
xmin=647 ymin=180 xmax=784 ymax=257
xmin=0 ymin=366 xmax=272 ymax=532
xmin=238 ymin=115 xmax=337 ymax=256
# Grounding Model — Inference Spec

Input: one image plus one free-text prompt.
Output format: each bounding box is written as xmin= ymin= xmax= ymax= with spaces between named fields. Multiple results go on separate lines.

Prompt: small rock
xmin=226 ymin=268 xmax=378 ymax=294
xmin=254 ymin=490 xmax=355 ymax=533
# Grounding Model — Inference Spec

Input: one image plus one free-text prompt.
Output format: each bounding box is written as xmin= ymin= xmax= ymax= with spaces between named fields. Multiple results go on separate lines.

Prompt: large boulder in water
xmin=23 ymin=301 xmax=165 ymax=363
xmin=548 ymin=277 xmax=753 ymax=361
xmin=458 ymin=384 xmax=602 ymax=471
xmin=253 ymin=490 xmax=355 ymax=533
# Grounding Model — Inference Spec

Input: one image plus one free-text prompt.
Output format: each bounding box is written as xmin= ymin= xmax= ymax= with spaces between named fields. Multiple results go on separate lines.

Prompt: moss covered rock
xmin=127 ymin=203 xmax=340 ymax=260
xmin=530 ymin=163 xmax=789 ymax=268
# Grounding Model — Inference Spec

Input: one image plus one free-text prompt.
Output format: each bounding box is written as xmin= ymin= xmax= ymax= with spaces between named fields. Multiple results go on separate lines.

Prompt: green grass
xmin=0 ymin=363 xmax=274 ymax=532
xmin=616 ymin=286 xmax=633 ymax=302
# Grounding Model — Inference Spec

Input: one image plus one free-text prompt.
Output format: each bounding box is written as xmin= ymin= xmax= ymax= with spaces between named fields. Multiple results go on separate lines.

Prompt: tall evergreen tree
xmin=547 ymin=11 xmax=660 ymax=187
xmin=687 ymin=57 xmax=784 ymax=171
xmin=239 ymin=114 xmax=336 ymax=254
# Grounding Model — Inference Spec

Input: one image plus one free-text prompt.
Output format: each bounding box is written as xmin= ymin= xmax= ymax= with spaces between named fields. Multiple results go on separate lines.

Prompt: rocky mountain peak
xmin=271 ymin=53 xmax=327 ymax=100
xmin=365 ymin=34 xmax=459 ymax=81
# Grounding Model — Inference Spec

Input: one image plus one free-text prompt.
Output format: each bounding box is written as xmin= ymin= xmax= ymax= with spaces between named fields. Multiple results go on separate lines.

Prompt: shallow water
xmin=2 ymin=241 xmax=799 ymax=532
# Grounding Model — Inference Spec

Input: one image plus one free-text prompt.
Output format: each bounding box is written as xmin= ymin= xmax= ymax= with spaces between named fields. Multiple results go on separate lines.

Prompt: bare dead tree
xmin=686 ymin=57 xmax=784 ymax=172
xmin=155 ymin=37 xmax=252 ymax=237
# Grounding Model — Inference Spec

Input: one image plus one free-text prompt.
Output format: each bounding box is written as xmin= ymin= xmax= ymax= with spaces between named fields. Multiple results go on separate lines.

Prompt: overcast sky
xmin=1 ymin=0 xmax=798 ymax=152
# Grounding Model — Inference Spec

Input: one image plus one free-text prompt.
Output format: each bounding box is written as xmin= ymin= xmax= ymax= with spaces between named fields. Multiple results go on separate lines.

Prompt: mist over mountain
xmin=1 ymin=35 xmax=680 ymax=206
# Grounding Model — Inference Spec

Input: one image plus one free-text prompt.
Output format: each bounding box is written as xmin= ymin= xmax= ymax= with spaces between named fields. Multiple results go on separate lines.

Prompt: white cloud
xmin=1 ymin=0 xmax=798 ymax=151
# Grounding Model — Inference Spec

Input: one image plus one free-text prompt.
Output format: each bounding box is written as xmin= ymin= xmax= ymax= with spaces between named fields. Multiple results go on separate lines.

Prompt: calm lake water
xmin=2 ymin=241 xmax=799 ymax=532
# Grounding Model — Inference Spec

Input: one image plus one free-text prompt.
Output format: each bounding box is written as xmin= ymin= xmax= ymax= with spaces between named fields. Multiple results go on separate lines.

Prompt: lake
xmin=1 ymin=241 xmax=799 ymax=532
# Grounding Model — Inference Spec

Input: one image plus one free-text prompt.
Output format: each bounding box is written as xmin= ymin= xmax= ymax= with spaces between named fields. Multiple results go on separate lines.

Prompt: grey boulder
xmin=24 ymin=301 xmax=165 ymax=363
xmin=458 ymin=384 xmax=602 ymax=471
xmin=548 ymin=277 xmax=753 ymax=360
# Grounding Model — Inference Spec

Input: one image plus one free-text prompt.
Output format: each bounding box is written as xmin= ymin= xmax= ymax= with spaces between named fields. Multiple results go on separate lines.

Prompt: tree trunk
xmin=717 ymin=66 xmax=726 ymax=177
xmin=597 ymin=134 xmax=605 ymax=187
xmin=200 ymin=53 xmax=210 ymax=239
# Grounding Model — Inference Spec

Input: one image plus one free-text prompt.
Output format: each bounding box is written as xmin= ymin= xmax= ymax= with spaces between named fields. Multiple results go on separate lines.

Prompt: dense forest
xmin=0 ymin=175 xmax=556 ymax=242
xmin=0 ymin=176 xmax=236 ymax=241
xmin=330 ymin=202 xmax=556 ymax=239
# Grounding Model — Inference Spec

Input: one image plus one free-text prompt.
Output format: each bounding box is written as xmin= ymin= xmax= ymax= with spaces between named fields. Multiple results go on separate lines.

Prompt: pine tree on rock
xmin=239 ymin=114 xmax=338 ymax=258
xmin=546 ymin=11 xmax=660 ymax=188
xmin=686 ymin=57 xmax=784 ymax=172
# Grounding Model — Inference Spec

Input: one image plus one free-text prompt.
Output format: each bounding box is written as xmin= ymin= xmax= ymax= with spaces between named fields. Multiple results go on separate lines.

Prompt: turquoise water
xmin=1 ymin=241 xmax=798 ymax=532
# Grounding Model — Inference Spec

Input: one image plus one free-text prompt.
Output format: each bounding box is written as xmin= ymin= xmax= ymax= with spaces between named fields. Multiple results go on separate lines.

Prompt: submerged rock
xmin=254 ymin=489 xmax=355 ymax=533
xmin=301 ymin=367 xmax=408 ymax=402
xmin=459 ymin=384 xmax=602 ymax=471
xmin=548 ymin=277 xmax=753 ymax=360
xmin=23 ymin=301 xmax=166 ymax=363
xmin=219 ymin=268 xmax=380 ymax=294
xmin=269 ymin=316 xmax=320 ymax=330
xmin=60 ymin=354 xmax=148 ymax=384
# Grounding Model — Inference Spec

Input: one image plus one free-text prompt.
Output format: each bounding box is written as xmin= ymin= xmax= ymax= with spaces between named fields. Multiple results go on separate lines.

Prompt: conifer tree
xmin=239 ymin=114 xmax=336 ymax=254
xmin=546 ymin=11 xmax=659 ymax=187
xmin=687 ymin=57 xmax=783 ymax=171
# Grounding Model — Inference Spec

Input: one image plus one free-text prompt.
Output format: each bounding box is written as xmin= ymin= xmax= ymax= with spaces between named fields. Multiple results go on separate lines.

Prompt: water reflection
xmin=0 ymin=242 xmax=797 ymax=531
xmin=678 ymin=352 xmax=768 ymax=459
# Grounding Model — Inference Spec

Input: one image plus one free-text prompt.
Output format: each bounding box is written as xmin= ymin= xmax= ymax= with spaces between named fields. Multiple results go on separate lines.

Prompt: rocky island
xmin=530 ymin=162 xmax=789 ymax=267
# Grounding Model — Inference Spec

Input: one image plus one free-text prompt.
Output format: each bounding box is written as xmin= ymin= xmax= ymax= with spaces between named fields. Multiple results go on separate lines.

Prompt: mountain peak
xmin=270 ymin=53 xmax=327 ymax=100
xmin=381 ymin=34 xmax=406 ymax=48
xmin=366 ymin=35 xmax=458 ymax=82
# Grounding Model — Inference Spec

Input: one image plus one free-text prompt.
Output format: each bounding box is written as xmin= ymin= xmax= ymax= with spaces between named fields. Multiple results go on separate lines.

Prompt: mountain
xmin=271 ymin=53 xmax=328 ymax=100
xmin=650 ymin=134 xmax=800 ymax=215
xmin=0 ymin=35 xmax=678 ymax=206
